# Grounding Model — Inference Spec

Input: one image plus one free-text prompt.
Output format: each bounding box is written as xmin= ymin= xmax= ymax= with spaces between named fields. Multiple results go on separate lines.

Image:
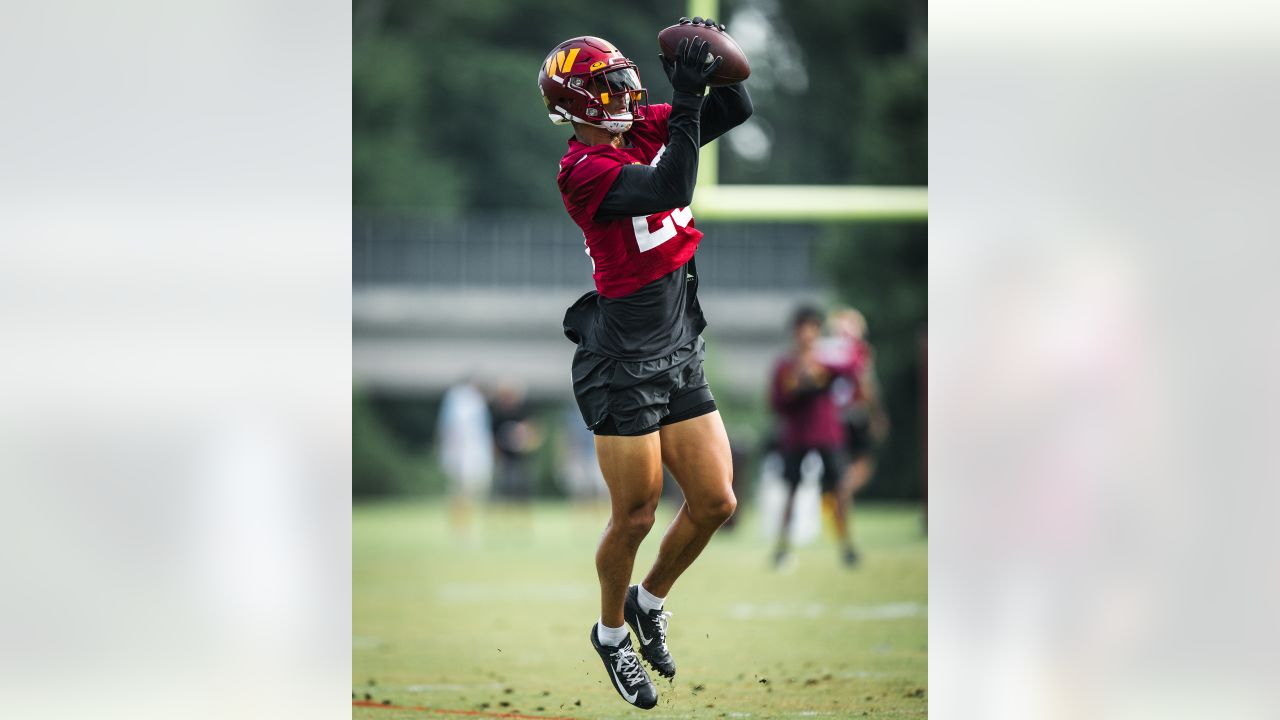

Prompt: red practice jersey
xmin=770 ymin=356 xmax=848 ymax=452
xmin=557 ymin=103 xmax=704 ymax=298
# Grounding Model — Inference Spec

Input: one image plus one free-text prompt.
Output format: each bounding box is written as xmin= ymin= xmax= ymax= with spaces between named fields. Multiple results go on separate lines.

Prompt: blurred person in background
xmin=437 ymin=377 xmax=493 ymax=536
xmin=824 ymin=308 xmax=890 ymax=564
xmin=770 ymin=305 xmax=858 ymax=569
xmin=489 ymin=379 xmax=543 ymax=505
xmin=541 ymin=19 xmax=752 ymax=709
xmin=557 ymin=402 xmax=608 ymax=504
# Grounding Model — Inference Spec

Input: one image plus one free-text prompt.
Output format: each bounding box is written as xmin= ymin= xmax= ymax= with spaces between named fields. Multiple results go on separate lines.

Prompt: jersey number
xmin=631 ymin=144 xmax=691 ymax=252
xmin=633 ymin=206 xmax=692 ymax=252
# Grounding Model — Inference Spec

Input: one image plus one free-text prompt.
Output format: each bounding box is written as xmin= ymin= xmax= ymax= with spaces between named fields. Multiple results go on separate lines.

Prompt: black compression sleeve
xmin=700 ymin=83 xmax=753 ymax=146
xmin=594 ymin=90 xmax=703 ymax=219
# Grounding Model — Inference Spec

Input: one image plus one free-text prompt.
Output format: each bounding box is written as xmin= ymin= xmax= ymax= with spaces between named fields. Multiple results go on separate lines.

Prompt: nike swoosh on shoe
xmin=635 ymin=620 xmax=652 ymax=646
xmin=610 ymin=669 xmax=638 ymax=703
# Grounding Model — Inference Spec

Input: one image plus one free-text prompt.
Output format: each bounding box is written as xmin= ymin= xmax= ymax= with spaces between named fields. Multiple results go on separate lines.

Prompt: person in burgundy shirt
xmin=538 ymin=19 xmax=752 ymax=709
xmin=770 ymin=305 xmax=859 ymax=568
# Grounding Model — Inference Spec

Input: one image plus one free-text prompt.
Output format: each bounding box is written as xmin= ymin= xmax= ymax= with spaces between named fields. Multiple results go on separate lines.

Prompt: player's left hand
xmin=661 ymin=34 xmax=723 ymax=96
xmin=665 ymin=17 xmax=730 ymax=94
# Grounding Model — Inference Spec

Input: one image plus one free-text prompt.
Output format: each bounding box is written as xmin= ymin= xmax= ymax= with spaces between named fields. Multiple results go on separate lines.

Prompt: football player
xmin=538 ymin=17 xmax=752 ymax=710
xmin=769 ymin=306 xmax=858 ymax=569
xmin=830 ymin=308 xmax=890 ymax=566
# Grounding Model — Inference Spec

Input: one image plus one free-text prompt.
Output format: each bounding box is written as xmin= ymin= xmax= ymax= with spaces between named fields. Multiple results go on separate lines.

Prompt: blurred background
xmin=352 ymin=0 xmax=927 ymax=506
xmin=352 ymin=1 xmax=927 ymax=715
xmin=9 ymin=0 xmax=1280 ymax=717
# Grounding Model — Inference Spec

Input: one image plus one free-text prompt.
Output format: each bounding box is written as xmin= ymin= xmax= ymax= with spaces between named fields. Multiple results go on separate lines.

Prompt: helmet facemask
xmin=575 ymin=65 xmax=648 ymax=134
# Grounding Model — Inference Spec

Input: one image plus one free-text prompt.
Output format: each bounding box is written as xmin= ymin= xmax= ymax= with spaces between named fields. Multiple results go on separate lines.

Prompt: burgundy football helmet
xmin=538 ymin=36 xmax=648 ymax=133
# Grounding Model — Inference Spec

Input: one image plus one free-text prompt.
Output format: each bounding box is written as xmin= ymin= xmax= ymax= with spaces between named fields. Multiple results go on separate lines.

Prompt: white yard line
xmin=727 ymin=601 xmax=927 ymax=621
xmin=436 ymin=582 xmax=594 ymax=603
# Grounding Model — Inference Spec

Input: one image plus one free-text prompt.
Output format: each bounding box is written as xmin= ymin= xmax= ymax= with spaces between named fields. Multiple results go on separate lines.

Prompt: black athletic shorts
xmin=844 ymin=416 xmax=872 ymax=458
xmin=781 ymin=447 xmax=841 ymax=493
xmin=572 ymin=336 xmax=717 ymax=436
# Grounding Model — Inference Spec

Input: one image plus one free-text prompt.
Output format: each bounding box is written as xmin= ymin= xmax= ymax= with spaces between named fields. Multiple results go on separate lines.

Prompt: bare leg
xmin=594 ymin=432 xmax=664 ymax=628
xmin=777 ymin=482 xmax=799 ymax=556
xmin=449 ymin=495 xmax=466 ymax=532
xmin=639 ymin=412 xmax=736 ymax=598
xmin=837 ymin=456 xmax=875 ymax=547
xmin=828 ymin=491 xmax=852 ymax=548
xmin=821 ymin=450 xmax=852 ymax=550
xmin=840 ymin=456 xmax=874 ymax=499
xmin=776 ymin=451 xmax=803 ymax=557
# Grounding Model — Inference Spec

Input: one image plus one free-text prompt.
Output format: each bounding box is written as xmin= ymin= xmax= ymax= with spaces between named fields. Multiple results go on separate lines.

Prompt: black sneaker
xmin=773 ymin=548 xmax=796 ymax=572
xmin=590 ymin=624 xmax=658 ymax=709
xmin=624 ymin=585 xmax=676 ymax=679
xmin=842 ymin=546 xmax=860 ymax=567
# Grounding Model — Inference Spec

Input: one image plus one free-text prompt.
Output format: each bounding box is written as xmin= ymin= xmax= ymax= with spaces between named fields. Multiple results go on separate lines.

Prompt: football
xmin=658 ymin=22 xmax=751 ymax=87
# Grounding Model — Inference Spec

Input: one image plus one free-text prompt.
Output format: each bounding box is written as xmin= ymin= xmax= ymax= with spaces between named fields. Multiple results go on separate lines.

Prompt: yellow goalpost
xmin=686 ymin=0 xmax=928 ymax=222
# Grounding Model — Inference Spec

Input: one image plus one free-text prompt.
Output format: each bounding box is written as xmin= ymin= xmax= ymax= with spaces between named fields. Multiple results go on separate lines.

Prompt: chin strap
xmin=600 ymin=110 xmax=634 ymax=133
xmin=573 ymin=117 xmax=634 ymax=134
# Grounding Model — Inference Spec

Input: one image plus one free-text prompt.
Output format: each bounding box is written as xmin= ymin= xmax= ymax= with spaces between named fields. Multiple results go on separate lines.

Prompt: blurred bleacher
xmin=353 ymin=211 xmax=827 ymax=398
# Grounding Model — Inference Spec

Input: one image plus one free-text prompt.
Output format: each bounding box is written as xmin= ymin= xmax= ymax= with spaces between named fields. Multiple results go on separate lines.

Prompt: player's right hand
xmin=661 ymin=35 xmax=723 ymax=96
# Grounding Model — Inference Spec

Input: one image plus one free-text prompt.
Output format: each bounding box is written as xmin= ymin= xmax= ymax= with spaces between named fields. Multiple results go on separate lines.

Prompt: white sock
xmin=596 ymin=619 xmax=627 ymax=647
xmin=636 ymin=584 xmax=665 ymax=613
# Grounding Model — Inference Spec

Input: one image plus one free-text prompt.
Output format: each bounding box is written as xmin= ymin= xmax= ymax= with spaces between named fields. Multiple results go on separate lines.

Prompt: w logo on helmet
xmin=545 ymin=48 xmax=580 ymax=79
xmin=538 ymin=37 xmax=647 ymax=128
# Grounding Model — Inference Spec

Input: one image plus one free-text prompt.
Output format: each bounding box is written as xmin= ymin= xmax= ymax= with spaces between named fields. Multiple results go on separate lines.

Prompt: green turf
xmin=353 ymin=499 xmax=927 ymax=719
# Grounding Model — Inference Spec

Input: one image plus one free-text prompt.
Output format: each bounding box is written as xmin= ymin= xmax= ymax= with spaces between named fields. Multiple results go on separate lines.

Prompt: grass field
xmin=353 ymin=499 xmax=927 ymax=719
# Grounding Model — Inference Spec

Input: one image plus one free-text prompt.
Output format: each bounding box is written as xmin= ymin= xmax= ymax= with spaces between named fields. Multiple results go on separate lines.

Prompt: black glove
xmin=660 ymin=35 xmax=724 ymax=96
